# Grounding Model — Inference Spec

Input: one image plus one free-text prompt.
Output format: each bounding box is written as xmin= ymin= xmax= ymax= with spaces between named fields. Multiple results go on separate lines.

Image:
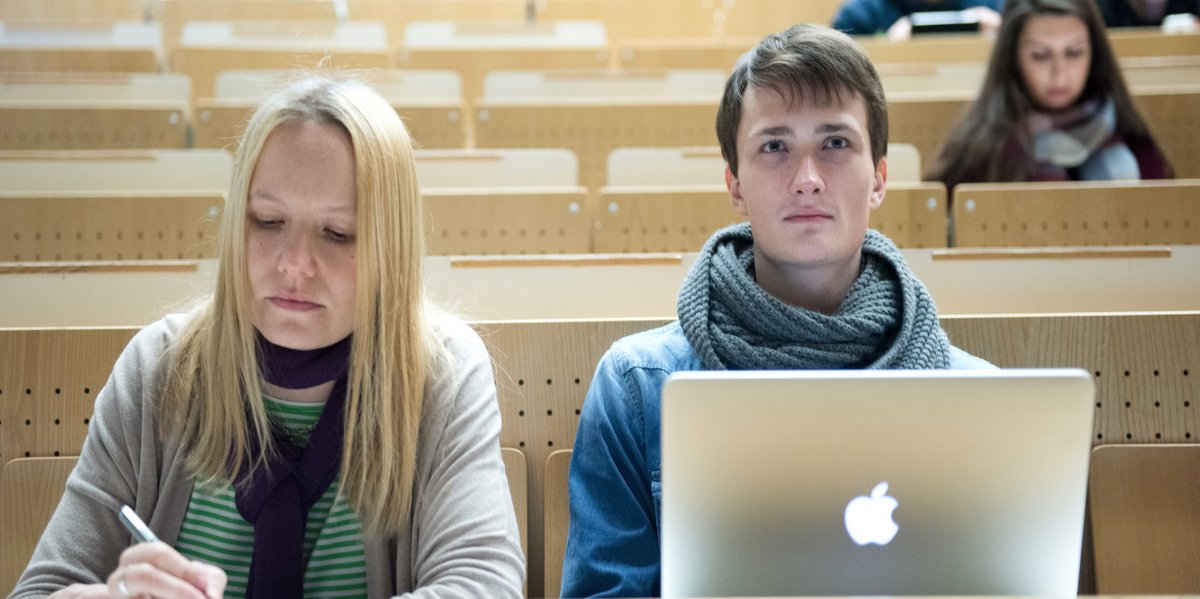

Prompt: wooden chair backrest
xmin=170 ymin=46 xmax=392 ymax=105
xmin=423 ymin=187 xmax=591 ymax=255
xmin=0 ymin=105 xmax=187 ymax=151
xmin=0 ymin=20 xmax=160 ymax=72
xmin=593 ymin=185 xmax=736 ymax=253
xmin=593 ymin=182 xmax=947 ymax=252
xmin=417 ymin=148 xmax=578 ymax=189
xmin=474 ymin=100 xmax=717 ymax=194
xmin=0 ymin=149 xmax=231 ymax=193
xmin=500 ymin=447 xmax=529 ymax=572
xmin=0 ymin=191 xmax=223 ymax=261
xmin=192 ymin=100 xmax=464 ymax=151
xmin=0 ymin=0 xmax=144 ymax=21
xmin=1088 ymin=444 xmax=1200 ymax=593
xmin=530 ymin=0 xmax=714 ymax=40
xmin=0 ymin=456 xmax=79 ymax=594
xmin=952 ymin=179 xmax=1200 ymax=247
xmin=543 ymin=449 xmax=572 ymax=598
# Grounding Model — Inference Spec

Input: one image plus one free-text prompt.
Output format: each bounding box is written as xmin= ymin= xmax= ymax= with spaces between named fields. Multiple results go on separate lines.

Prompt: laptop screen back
xmin=660 ymin=369 xmax=1094 ymax=597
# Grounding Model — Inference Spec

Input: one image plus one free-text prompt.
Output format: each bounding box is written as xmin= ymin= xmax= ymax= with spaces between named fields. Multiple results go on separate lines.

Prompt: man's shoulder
xmin=604 ymin=321 xmax=703 ymax=376
xmin=948 ymin=345 xmax=997 ymax=370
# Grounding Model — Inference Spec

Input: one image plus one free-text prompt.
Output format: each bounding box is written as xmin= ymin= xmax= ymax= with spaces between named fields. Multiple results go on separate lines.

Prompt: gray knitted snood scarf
xmin=677 ymin=223 xmax=951 ymax=370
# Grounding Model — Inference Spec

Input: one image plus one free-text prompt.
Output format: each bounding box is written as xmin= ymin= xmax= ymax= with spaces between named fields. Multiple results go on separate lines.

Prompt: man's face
xmin=726 ymin=86 xmax=886 ymax=306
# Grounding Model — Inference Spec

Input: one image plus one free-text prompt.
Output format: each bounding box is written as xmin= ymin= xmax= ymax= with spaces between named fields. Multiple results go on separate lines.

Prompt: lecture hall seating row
xmin=2 ymin=312 xmax=1199 ymax=596
xmin=3 ymin=179 xmax=1198 ymax=262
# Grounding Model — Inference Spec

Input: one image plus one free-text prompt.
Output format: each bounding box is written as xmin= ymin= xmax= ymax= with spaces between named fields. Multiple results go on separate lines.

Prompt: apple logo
xmin=844 ymin=481 xmax=900 ymax=546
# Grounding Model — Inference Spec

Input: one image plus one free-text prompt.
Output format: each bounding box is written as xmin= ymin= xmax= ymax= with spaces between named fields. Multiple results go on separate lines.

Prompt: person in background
xmin=560 ymin=23 xmax=993 ymax=599
xmin=832 ymin=0 xmax=1003 ymax=40
xmin=11 ymin=75 xmax=525 ymax=599
xmin=927 ymin=0 xmax=1173 ymax=191
xmin=1094 ymin=0 xmax=1199 ymax=31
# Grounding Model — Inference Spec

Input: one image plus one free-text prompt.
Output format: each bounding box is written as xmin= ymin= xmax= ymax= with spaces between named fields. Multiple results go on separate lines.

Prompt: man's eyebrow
xmin=750 ymin=125 xmax=794 ymax=138
xmin=815 ymin=123 xmax=855 ymax=135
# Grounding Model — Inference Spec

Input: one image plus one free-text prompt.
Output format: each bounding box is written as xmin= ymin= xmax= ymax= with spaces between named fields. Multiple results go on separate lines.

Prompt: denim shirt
xmin=560 ymin=321 xmax=995 ymax=598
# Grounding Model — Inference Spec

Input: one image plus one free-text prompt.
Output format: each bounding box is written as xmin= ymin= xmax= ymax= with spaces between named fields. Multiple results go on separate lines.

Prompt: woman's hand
xmin=49 ymin=541 xmax=228 ymax=599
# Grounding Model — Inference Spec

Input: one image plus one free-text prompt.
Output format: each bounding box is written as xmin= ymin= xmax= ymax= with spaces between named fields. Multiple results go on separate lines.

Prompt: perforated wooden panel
xmin=474 ymin=317 xmax=669 ymax=599
xmin=474 ymin=101 xmax=718 ymax=195
xmin=0 ymin=328 xmax=136 ymax=462
xmin=594 ymin=187 xmax=739 ymax=253
xmin=6 ymin=314 xmax=1197 ymax=597
xmin=423 ymin=188 xmax=590 ymax=255
xmin=872 ymin=183 xmax=948 ymax=248
xmin=952 ymin=181 xmax=1200 ymax=247
xmin=0 ymin=106 xmax=188 ymax=150
xmin=193 ymin=101 xmax=466 ymax=151
xmin=170 ymin=48 xmax=392 ymax=105
xmin=0 ymin=48 xmax=159 ymax=73
xmin=0 ymin=192 xmax=223 ymax=261
xmin=944 ymin=313 xmax=1200 ymax=444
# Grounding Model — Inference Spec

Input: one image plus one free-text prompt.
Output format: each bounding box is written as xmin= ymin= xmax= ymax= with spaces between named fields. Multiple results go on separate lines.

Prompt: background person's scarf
xmin=677 ymin=224 xmax=951 ymax=370
xmin=234 ymin=332 xmax=352 ymax=599
xmin=1026 ymin=95 xmax=1141 ymax=181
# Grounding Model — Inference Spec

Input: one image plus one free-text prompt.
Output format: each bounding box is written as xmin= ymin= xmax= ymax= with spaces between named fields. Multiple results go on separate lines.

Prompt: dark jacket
xmin=831 ymin=0 xmax=1003 ymax=35
xmin=1094 ymin=0 xmax=1200 ymax=27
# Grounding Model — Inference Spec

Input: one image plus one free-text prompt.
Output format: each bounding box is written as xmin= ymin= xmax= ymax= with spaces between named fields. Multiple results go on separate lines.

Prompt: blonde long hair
xmin=161 ymin=75 xmax=440 ymax=537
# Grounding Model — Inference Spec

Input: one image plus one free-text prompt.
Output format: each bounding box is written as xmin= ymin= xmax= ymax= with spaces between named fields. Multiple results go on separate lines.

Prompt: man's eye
xmin=826 ymin=137 xmax=849 ymax=149
xmin=762 ymin=139 xmax=786 ymax=153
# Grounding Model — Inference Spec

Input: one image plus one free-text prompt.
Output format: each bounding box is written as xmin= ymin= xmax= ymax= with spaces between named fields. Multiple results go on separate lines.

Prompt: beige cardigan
xmin=10 ymin=313 xmax=525 ymax=598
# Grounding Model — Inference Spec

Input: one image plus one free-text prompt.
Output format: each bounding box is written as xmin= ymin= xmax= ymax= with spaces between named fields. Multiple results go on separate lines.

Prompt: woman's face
xmin=1017 ymin=14 xmax=1093 ymax=111
xmin=246 ymin=120 xmax=358 ymax=350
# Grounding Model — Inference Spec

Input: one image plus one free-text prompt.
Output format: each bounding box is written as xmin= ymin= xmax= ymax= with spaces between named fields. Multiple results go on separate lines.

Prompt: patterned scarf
xmin=1026 ymin=95 xmax=1140 ymax=181
xmin=677 ymin=224 xmax=950 ymax=370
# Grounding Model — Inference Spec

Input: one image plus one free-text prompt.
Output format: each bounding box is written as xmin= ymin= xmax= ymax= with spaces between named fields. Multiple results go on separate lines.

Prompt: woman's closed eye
xmin=325 ymin=228 xmax=355 ymax=244
xmin=251 ymin=215 xmax=283 ymax=229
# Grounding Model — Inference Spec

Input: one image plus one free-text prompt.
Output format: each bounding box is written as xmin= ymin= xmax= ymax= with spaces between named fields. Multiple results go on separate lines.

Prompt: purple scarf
xmin=234 ymin=332 xmax=352 ymax=599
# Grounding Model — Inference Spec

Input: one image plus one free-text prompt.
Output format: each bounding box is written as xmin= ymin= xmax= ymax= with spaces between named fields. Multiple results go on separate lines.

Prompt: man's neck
xmin=752 ymin=251 xmax=863 ymax=315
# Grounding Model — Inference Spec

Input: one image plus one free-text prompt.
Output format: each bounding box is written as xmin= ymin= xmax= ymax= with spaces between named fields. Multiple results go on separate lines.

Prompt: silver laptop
xmin=661 ymin=369 xmax=1094 ymax=598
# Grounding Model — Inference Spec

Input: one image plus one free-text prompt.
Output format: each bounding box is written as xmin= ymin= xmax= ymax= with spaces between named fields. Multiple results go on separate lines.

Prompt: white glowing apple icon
xmin=844 ymin=482 xmax=899 ymax=546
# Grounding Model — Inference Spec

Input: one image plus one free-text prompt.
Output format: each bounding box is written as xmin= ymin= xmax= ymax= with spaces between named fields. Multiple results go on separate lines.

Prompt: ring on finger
xmin=117 ymin=571 xmax=131 ymax=597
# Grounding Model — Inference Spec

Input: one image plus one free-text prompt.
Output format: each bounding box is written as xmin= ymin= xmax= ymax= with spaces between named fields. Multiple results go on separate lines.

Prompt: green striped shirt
xmin=175 ymin=396 xmax=368 ymax=598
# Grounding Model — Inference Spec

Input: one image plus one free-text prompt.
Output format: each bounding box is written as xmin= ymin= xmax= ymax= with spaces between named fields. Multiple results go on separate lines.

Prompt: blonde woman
xmin=12 ymin=76 xmax=525 ymax=599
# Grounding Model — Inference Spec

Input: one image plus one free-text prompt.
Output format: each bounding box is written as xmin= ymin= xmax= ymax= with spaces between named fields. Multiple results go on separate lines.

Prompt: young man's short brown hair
xmin=716 ymin=24 xmax=889 ymax=176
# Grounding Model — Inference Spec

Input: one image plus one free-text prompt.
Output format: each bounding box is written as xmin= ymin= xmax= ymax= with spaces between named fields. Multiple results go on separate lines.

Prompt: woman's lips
xmin=269 ymin=296 xmax=322 ymax=311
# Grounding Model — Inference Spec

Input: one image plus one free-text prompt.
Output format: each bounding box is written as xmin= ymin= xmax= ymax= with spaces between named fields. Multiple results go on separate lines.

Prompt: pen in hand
xmin=118 ymin=504 xmax=159 ymax=544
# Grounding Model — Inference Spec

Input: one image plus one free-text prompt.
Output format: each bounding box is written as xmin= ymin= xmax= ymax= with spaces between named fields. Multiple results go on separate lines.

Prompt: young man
xmin=560 ymin=24 xmax=992 ymax=598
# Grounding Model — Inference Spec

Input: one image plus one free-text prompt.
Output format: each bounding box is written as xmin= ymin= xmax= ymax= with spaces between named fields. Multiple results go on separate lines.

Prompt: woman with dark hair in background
xmin=927 ymin=0 xmax=1172 ymax=191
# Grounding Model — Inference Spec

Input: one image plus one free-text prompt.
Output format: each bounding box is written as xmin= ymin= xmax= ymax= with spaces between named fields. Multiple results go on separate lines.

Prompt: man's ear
xmin=869 ymin=156 xmax=887 ymax=209
xmin=726 ymin=165 xmax=748 ymax=215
